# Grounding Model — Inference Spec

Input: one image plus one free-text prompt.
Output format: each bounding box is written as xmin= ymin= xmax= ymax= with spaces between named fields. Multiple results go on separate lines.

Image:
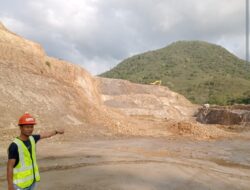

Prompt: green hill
xmin=100 ymin=41 xmax=250 ymax=105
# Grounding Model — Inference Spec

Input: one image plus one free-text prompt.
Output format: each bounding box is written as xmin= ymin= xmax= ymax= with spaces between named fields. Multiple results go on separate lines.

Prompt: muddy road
xmin=1 ymin=136 xmax=250 ymax=190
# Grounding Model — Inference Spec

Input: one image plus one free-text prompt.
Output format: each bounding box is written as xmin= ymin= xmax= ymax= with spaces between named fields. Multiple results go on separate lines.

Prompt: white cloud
xmin=0 ymin=0 xmax=247 ymax=74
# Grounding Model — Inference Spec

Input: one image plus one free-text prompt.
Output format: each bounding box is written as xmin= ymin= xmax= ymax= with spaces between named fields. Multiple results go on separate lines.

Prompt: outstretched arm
xmin=40 ymin=129 xmax=64 ymax=139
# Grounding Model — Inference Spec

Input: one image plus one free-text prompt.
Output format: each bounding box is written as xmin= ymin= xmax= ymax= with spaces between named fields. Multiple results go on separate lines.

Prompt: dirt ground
xmin=1 ymin=135 xmax=250 ymax=190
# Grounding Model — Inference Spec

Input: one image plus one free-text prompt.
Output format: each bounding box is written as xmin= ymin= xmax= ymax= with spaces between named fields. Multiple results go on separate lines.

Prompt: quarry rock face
xmin=97 ymin=77 xmax=196 ymax=120
xmin=196 ymin=105 xmax=250 ymax=125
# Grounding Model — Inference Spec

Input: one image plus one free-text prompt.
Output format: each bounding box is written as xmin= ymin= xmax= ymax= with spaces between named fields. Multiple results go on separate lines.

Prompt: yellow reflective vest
xmin=13 ymin=136 xmax=40 ymax=188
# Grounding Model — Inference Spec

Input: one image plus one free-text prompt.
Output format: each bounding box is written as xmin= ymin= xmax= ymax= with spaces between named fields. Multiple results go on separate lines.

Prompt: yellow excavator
xmin=150 ymin=80 xmax=162 ymax=85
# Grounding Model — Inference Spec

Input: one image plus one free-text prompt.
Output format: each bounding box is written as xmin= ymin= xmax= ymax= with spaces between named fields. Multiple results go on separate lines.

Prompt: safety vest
xmin=13 ymin=136 xmax=40 ymax=188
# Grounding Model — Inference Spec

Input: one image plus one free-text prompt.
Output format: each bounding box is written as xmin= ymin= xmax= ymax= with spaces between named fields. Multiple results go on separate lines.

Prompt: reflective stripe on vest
xmin=13 ymin=136 xmax=40 ymax=188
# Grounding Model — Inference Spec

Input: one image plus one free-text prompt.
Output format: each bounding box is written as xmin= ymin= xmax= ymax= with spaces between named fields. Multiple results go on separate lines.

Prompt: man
xmin=7 ymin=112 xmax=64 ymax=190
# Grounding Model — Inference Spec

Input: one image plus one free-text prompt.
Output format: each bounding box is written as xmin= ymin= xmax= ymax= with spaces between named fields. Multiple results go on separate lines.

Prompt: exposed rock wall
xmin=97 ymin=78 xmax=197 ymax=120
xmin=196 ymin=105 xmax=250 ymax=125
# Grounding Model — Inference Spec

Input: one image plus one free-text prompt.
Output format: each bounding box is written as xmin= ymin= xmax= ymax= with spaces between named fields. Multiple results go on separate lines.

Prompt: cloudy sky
xmin=0 ymin=0 xmax=246 ymax=75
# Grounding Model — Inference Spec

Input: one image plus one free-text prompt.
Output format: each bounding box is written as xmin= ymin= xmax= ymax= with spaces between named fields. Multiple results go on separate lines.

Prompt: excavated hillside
xmin=97 ymin=77 xmax=195 ymax=120
xmin=0 ymin=22 xmax=234 ymax=147
xmin=0 ymin=22 xmax=124 ymax=143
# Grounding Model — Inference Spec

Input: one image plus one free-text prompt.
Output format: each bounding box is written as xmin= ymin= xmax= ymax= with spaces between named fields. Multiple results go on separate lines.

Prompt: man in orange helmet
xmin=7 ymin=112 xmax=64 ymax=190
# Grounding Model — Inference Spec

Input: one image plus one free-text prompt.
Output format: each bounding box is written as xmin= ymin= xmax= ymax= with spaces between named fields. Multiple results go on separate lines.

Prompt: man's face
xmin=20 ymin=125 xmax=34 ymax=136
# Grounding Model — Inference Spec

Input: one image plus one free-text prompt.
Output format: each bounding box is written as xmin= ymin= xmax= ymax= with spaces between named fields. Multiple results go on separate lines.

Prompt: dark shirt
xmin=8 ymin=135 xmax=40 ymax=167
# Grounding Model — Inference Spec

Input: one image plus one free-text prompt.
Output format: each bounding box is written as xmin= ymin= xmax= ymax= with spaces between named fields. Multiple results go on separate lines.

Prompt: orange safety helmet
xmin=18 ymin=112 xmax=36 ymax=125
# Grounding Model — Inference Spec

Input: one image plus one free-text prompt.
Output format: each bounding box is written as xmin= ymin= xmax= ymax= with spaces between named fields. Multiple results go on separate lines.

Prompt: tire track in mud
xmin=1 ymin=158 xmax=250 ymax=183
xmin=39 ymin=158 xmax=250 ymax=180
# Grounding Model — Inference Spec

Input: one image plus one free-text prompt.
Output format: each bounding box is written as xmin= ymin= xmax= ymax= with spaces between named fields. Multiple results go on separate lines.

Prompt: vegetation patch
xmin=45 ymin=61 xmax=51 ymax=68
xmin=100 ymin=41 xmax=250 ymax=105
